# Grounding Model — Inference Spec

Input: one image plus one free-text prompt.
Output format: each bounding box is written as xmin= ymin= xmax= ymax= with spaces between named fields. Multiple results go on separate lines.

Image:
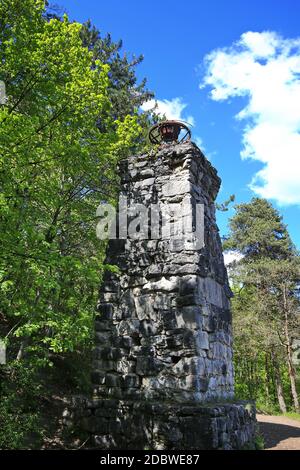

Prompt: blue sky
xmin=59 ymin=0 xmax=300 ymax=248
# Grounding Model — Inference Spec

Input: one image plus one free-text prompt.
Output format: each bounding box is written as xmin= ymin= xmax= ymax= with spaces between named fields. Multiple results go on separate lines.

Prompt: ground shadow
xmin=258 ymin=420 xmax=300 ymax=449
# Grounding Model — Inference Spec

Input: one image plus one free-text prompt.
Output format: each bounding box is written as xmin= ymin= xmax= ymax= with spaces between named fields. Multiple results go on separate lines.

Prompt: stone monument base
xmin=68 ymin=398 xmax=257 ymax=450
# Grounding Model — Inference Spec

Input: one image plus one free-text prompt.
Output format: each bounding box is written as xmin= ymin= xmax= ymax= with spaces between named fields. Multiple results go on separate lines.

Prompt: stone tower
xmin=77 ymin=139 xmax=256 ymax=449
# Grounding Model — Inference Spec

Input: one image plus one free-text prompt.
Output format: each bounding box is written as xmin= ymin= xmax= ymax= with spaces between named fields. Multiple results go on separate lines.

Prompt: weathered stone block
xmin=116 ymin=359 xmax=136 ymax=374
xmin=117 ymin=320 xmax=140 ymax=336
xmin=91 ymin=371 xmax=106 ymax=385
xmin=143 ymin=276 xmax=178 ymax=292
xmin=105 ymin=374 xmax=121 ymax=387
xmin=134 ymin=177 xmax=155 ymax=188
xmin=176 ymin=306 xmax=202 ymax=329
xmin=95 ymin=332 xmax=111 ymax=346
xmin=111 ymin=335 xmax=132 ymax=349
xmin=179 ymin=275 xmax=198 ymax=296
xmin=94 ymin=347 xmax=123 ymax=361
xmin=134 ymin=294 xmax=156 ymax=320
xmin=136 ymin=356 xmax=164 ymax=376
xmin=161 ymin=179 xmax=191 ymax=197
xmin=92 ymin=359 xmax=117 ymax=371
xmin=122 ymin=374 xmax=140 ymax=389
xmin=140 ymin=319 xmax=158 ymax=336
xmin=196 ymin=331 xmax=209 ymax=350
xmin=95 ymin=320 xmax=113 ymax=332
xmin=173 ymin=357 xmax=206 ymax=377
xmin=176 ymin=293 xmax=200 ymax=307
xmin=96 ymin=302 xmax=114 ymax=320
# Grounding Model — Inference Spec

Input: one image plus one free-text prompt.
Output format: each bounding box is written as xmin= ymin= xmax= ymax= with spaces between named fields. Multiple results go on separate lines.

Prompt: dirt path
xmin=257 ymin=414 xmax=300 ymax=450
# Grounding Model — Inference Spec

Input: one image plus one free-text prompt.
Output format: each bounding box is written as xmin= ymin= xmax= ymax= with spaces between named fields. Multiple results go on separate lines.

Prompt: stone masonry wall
xmin=69 ymin=397 xmax=256 ymax=450
xmin=69 ymin=141 xmax=258 ymax=449
xmin=93 ymin=142 xmax=234 ymax=403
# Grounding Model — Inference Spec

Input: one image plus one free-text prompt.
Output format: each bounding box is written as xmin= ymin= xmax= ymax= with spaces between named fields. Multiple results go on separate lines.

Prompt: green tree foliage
xmin=0 ymin=0 xmax=142 ymax=365
xmin=224 ymin=197 xmax=294 ymax=259
xmin=226 ymin=198 xmax=300 ymax=412
xmin=0 ymin=363 xmax=41 ymax=449
xmin=215 ymin=194 xmax=235 ymax=212
xmin=79 ymin=20 xmax=156 ymax=150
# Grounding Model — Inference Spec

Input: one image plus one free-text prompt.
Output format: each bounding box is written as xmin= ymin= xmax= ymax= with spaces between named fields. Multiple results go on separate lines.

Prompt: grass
xmin=254 ymin=432 xmax=265 ymax=450
xmin=256 ymin=402 xmax=300 ymax=422
xmin=283 ymin=412 xmax=300 ymax=422
xmin=256 ymin=401 xmax=281 ymax=415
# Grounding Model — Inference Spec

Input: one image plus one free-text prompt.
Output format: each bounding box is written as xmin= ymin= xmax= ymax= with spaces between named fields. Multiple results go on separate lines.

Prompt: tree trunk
xmin=283 ymin=285 xmax=300 ymax=412
xmin=286 ymin=341 xmax=299 ymax=412
xmin=16 ymin=290 xmax=41 ymax=361
xmin=271 ymin=350 xmax=287 ymax=413
xmin=265 ymin=352 xmax=271 ymax=404
xmin=16 ymin=338 xmax=28 ymax=361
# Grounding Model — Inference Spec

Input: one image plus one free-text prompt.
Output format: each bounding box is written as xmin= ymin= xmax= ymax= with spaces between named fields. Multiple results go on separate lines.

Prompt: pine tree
xmin=224 ymin=197 xmax=295 ymax=260
xmin=226 ymin=197 xmax=300 ymax=412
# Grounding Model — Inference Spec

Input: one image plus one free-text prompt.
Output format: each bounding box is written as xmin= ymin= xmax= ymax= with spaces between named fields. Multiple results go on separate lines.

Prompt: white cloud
xmin=202 ymin=31 xmax=300 ymax=205
xmin=141 ymin=97 xmax=195 ymax=126
xmin=223 ymin=250 xmax=244 ymax=267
